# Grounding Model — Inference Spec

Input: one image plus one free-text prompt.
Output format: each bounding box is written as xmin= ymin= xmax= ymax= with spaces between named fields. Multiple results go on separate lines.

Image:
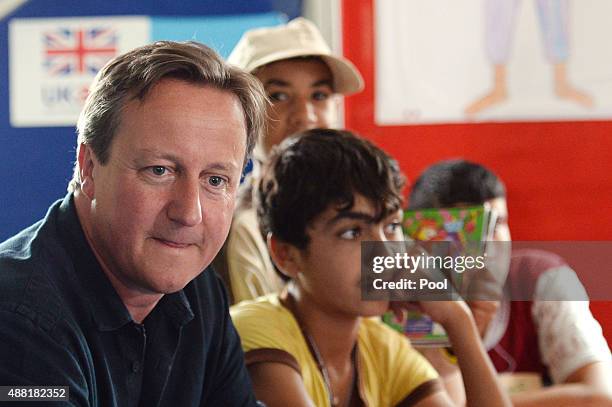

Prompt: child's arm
xmin=397 ymin=301 xmax=511 ymax=407
xmin=418 ymin=347 xmax=467 ymax=405
xmin=248 ymin=362 xmax=317 ymax=407
xmin=509 ymin=361 xmax=612 ymax=407
xmin=414 ymin=332 xmax=612 ymax=407
xmin=523 ymin=297 xmax=612 ymax=406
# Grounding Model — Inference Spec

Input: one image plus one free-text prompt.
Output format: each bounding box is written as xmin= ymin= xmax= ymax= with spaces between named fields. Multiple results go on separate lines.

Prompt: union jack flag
xmin=43 ymin=27 xmax=117 ymax=76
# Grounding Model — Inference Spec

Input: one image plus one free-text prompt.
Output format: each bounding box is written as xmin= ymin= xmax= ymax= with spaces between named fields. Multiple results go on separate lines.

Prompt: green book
xmin=382 ymin=205 xmax=496 ymax=347
xmin=402 ymin=205 xmax=491 ymax=254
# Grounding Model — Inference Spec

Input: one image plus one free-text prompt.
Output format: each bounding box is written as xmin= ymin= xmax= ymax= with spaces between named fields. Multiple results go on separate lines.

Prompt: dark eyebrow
xmin=264 ymin=79 xmax=290 ymax=88
xmin=312 ymin=79 xmax=333 ymax=88
xmin=326 ymin=211 xmax=376 ymax=227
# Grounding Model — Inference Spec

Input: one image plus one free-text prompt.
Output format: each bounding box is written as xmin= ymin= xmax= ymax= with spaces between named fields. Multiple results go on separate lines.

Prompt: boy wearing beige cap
xmin=219 ymin=17 xmax=364 ymax=303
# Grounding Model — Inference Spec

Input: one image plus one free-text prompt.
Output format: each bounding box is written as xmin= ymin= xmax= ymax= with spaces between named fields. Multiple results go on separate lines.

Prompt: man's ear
xmin=77 ymin=143 xmax=96 ymax=200
xmin=267 ymin=233 xmax=303 ymax=279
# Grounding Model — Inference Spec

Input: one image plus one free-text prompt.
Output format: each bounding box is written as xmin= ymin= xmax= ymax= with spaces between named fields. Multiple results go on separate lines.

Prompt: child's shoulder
xmin=230 ymin=294 xmax=310 ymax=362
xmin=230 ymin=294 xmax=301 ymax=342
xmin=231 ymin=294 xmax=288 ymax=322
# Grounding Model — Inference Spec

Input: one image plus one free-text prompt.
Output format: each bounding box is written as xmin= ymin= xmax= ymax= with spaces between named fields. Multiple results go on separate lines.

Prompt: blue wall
xmin=0 ymin=0 xmax=296 ymax=241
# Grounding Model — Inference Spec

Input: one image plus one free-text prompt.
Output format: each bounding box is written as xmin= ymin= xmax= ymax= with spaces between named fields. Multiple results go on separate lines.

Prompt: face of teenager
xmin=79 ymin=79 xmax=247 ymax=295
xmin=293 ymin=195 xmax=404 ymax=318
xmin=254 ymin=58 xmax=337 ymax=153
xmin=467 ymin=196 xmax=512 ymax=337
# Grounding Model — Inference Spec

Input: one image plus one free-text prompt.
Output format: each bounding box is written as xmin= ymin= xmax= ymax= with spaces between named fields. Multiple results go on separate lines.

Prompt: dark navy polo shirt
xmin=0 ymin=194 xmax=258 ymax=406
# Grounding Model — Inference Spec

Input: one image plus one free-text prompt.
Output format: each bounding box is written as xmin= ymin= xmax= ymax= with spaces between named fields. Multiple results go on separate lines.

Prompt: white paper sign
xmin=9 ymin=16 xmax=150 ymax=127
xmin=375 ymin=0 xmax=612 ymax=124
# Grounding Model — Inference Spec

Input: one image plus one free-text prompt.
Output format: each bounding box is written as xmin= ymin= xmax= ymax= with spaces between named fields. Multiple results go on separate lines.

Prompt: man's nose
xmin=167 ymin=178 xmax=203 ymax=227
xmin=289 ymin=98 xmax=318 ymax=130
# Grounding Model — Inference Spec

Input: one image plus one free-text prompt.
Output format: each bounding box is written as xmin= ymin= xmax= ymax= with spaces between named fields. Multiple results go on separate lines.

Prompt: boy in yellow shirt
xmin=231 ymin=129 xmax=510 ymax=407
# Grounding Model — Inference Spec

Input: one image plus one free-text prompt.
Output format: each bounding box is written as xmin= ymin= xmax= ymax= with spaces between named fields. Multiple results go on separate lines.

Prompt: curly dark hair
xmin=257 ymin=129 xmax=406 ymax=251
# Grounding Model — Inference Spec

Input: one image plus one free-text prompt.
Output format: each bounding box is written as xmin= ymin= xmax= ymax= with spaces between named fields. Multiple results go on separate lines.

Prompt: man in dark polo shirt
xmin=0 ymin=41 xmax=267 ymax=406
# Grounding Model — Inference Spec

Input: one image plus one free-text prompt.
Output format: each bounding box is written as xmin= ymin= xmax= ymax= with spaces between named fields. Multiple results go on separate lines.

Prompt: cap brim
xmin=320 ymin=55 xmax=364 ymax=96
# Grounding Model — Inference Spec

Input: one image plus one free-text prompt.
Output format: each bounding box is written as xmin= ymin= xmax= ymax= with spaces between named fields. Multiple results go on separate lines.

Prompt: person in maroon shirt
xmin=408 ymin=159 xmax=612 ymax=406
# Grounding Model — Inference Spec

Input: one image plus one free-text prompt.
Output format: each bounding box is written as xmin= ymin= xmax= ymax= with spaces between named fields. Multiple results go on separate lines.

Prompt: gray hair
xmin=68 ymin=40 xmax=267 ymax=192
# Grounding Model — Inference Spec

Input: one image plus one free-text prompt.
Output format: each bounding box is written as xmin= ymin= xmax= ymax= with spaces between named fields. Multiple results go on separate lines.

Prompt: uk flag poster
xmin=9 ymin=17 xmax=149 ymax=127
xmin=8 ymin=13 xmax=283 ymax=127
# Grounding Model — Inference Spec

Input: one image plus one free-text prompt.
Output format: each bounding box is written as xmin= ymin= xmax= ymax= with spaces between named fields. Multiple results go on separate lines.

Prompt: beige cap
xmin=228 ymin=17 xmax=364 ymax=96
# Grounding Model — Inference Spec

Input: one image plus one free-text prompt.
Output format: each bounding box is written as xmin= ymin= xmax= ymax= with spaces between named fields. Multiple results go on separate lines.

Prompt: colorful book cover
xmin=402 ymin=205 xmax=489 ymax=255
xmin=382 ymin=205 xmax=492 ymax=347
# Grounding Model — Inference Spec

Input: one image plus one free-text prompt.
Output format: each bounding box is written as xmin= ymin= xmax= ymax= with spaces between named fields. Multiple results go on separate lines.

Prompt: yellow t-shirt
xmin=231 ymin=295 xmax=441 ymax=406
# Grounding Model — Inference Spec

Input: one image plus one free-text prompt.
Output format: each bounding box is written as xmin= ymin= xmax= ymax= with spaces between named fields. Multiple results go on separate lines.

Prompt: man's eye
xmin=150 ymin=166 xmax=167 ymax=176
xmin=268 ymin=92 xmax=289 ymax=102
xmin=208 ymin=176 xmax=225 ymax=187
